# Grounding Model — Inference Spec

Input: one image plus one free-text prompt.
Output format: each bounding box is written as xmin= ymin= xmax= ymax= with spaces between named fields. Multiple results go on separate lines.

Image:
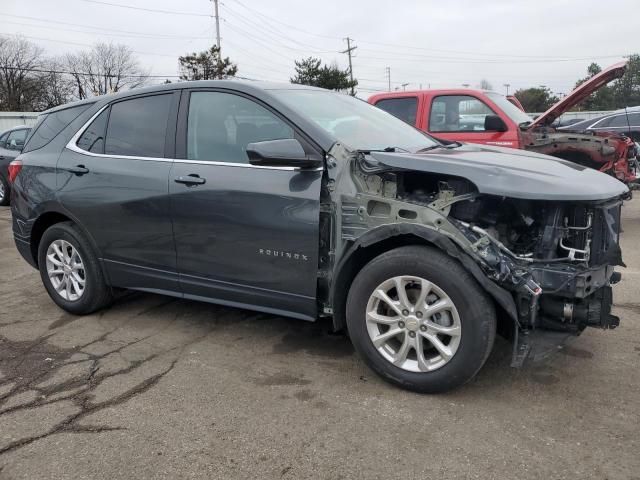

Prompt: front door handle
xmin=175 ymin=174 xmax=206 ymax=186
xmin=68 ymin=165 xmax=89 ymax=175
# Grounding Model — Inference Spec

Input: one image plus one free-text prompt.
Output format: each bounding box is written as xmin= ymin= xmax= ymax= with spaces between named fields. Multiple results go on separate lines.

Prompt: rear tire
xmin=0 ymin=176 xmax=9 ymax=206
xmin=346 ymin=245 xmax=496 ymax=393
xmin=38 ymin=222 xmax=113 ymax=315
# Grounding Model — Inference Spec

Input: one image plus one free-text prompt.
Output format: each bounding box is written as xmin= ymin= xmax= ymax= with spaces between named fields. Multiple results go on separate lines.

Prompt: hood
xmin=368 ymin=144 xmax=628 ymax=201
xmin=529 ymin=60 xmax=628 ymax=129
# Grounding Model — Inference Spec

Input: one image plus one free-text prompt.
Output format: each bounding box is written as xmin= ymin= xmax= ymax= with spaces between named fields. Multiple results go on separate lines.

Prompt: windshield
xmin=485 ymin=92 xmax=532 ymax=125
xmin=271 ymin=89 xmax=439 ymax=151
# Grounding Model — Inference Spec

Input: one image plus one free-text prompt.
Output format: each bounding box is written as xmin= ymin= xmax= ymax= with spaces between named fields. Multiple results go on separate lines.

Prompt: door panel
xmin=170 ymin=89 xmax=322 ymax=319
xmin=57 ymin=93 xmax=180 ymax=291
xmin=170 ymin=163 xmax=322 ymax=320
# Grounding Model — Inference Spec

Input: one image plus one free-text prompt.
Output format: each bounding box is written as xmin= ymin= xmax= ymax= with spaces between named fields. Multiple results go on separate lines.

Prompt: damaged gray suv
xmin=10 ymin=82 xmax=627 ymax=393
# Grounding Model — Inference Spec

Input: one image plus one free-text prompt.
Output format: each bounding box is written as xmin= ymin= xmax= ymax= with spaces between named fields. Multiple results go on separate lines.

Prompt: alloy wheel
xmin=45 ymin=239 xmax=86 ymax=301
xmin=365 ymin=275 xmax=462 ymax=372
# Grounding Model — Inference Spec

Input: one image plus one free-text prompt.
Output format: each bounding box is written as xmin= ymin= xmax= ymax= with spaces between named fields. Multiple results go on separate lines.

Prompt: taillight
xmin=8 ymin=159 xmax=22 ymax=183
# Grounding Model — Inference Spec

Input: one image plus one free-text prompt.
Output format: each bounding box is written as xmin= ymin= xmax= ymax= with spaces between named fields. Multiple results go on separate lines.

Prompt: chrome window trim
xmin=66 ymin=104 xmax=323 ymax=172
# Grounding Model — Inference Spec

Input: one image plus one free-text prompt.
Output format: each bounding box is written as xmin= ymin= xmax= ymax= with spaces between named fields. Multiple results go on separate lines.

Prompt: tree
xmin=573 ymin=62 xmax=614 ymax=111
xmin=290 ymin=56 xmax=357 ymax=93
xmin=178 ymin=45 xmax=237 ymax=81
xmin=0 ymin=36 xmax=45 ymax=111
xmin=479 ymin=79 xmax=493 ymax=91
xmin=611 ymin=54 xmax=640 ymax=108
xmin=34 ymin=57 xmax=74 ymax=110
xmin=513 ymin=87 xmax=559 ymax=112
xmin=65 ymin=43 xmax=148 ymax=99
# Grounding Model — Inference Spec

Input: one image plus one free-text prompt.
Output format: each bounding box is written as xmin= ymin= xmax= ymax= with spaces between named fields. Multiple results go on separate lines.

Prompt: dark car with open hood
xmin=9 ymin=81 xmax=628 ymax=392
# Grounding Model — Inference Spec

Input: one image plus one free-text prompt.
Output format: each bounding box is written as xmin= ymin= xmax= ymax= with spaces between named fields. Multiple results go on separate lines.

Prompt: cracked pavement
xmin=0 ymin=201 xmax=639 ymax=480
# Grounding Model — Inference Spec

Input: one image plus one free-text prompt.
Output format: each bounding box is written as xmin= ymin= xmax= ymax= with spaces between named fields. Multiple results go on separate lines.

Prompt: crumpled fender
xmin=331 ymin=223 xmax=518 ymax=329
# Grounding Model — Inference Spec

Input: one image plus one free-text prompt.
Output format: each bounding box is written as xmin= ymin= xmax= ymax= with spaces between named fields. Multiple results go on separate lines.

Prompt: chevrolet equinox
xmin=10 ymin=81 xmax=628 ymax=392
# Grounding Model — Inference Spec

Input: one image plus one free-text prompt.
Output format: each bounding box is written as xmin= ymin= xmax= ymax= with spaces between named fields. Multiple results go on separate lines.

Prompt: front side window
xmin=77 ymin=109 xmax=109 ymax=154
xmin=430 ymin=95 xmax=496 ymax=132
xmin=374 ymin=97 xmax=418 ymax=126
xmin=187 ymin=91 xmax=294 ymax=164
xmin=105 ymin=94 xmax=173 ymax=158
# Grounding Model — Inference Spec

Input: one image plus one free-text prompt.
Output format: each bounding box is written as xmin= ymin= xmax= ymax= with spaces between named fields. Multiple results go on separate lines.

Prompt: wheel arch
xmin=29 ymin=208 xmax=102 ymax=270
xmin=329 ymin=223 xmax=517 ymax=333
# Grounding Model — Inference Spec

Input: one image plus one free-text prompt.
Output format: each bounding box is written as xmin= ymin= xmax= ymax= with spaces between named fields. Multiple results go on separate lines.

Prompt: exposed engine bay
xmin=324 ymin=145 xmax=626 ymax=365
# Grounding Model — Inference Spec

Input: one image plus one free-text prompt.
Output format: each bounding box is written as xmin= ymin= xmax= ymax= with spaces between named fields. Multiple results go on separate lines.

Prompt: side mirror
xmin=484 ymin=114 xmax=508 ymax=132
xmin=246 ymin=139 xmax=322 ymax=169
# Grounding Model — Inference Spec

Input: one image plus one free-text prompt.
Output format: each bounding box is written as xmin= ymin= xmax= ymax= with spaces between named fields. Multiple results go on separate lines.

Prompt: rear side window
xmin=607 ymin=114 xmax=640 ymax=128
xmin=374 ymin=97 xmax=418 ymax=126
xmin=23 ymin=104 xmax=92 ymax=153
xmin=77 ymin=109 xmax=109 ymax=154
xmin=105 ymin=94 xmax=172 ymax=158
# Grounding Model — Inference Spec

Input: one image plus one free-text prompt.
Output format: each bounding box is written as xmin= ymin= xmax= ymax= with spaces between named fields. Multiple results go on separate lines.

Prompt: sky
xmin=2 ymin=0 xmax=637 ymax=99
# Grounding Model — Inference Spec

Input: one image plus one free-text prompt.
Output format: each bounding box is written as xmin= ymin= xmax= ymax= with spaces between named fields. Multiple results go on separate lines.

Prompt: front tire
xmin=346 ymin=245 xmax=496 ymax=393
xmin=38 ymin=222 xmax=113 ymax=315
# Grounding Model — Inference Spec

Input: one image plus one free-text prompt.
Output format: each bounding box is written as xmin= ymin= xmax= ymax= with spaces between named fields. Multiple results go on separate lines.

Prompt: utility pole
xmin=212 ymin=0 xmax=221 ymax=53
xmin=503 ymin=83 xmax=510 ymax=95
xmin=385 ymin=67 xmax=391 ymax=91
xmin=341 ymin=37 xmax=357 ymax=96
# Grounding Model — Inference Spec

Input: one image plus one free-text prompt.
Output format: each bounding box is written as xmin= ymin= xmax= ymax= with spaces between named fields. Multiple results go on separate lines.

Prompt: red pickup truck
xmin=369 ymin=61 xmax=638 ymax=185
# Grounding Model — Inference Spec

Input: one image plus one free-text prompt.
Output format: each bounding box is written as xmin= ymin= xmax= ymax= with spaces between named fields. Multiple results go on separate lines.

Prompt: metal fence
xmin=0 ymin=112 xmax=39 ymax=132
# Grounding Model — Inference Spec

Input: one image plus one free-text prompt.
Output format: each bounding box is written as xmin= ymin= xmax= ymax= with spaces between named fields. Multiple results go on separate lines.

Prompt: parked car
xmin=369 ymin=61 xmax=638 ymax=186
xmin=9 ymin=82 xmax=628 ymax=393
xmin=558 ymin=109 xmax=640 ymax=142
xmin=0 ymin=125 xmax=31 ymax=205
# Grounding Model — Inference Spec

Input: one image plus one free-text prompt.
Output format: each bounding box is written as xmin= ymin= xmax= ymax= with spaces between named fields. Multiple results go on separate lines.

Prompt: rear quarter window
xmin=23 ymin=103 xmax=93 ymax=153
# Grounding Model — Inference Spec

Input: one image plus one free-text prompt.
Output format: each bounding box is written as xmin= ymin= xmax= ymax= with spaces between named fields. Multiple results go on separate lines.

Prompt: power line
xmin=19 ymin=35 xmax=183 ymax=58
xmin=222 ymin=10 xmax=336 ymax=54
xmin=1 ymin=20 xmax=210 ymax=42
xmin=80 ymin=0 xmax=211 ymax=17
xmin=0 ymin=14 xmax=208 ymax=39
xmin=0 ymin=65 xmax=265 ymax=82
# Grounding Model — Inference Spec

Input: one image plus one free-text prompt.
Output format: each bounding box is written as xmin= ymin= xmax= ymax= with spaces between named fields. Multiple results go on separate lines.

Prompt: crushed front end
xmin=326 ymin=146 xmax=628 ymax=367
xmin=447 ymin=194 xmax=625 ymax=364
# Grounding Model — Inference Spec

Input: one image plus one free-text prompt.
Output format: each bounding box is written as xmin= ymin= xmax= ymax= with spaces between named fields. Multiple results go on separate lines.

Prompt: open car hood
xmin=367 ymin=144 xmax=629 ymax=201
xmin=528 ymin=60 xmax=628 ymax=129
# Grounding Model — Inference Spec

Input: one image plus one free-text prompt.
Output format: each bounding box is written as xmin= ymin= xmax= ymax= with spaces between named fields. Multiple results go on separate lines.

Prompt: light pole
xmin=503 ymin=83 xmax=510 ymax=95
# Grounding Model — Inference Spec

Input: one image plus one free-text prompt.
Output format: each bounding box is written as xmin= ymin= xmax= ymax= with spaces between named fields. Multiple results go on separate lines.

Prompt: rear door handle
xmin=68 ymin=165 xmax=89 ymax=175
xmin=174 ymin=174 xmax=206 ymax=186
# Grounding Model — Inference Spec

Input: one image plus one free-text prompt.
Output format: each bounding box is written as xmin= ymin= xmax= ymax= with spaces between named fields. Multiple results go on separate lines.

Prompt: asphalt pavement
xmin=0 ymin=199 xmax=639 ymax=480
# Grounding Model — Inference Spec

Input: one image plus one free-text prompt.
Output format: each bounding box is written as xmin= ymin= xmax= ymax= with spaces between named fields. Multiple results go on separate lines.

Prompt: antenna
xmin=624 ymin=106 xmax=632 ymax=137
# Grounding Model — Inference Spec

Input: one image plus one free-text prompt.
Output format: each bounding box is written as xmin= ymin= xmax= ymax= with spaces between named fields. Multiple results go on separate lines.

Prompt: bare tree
xmin=65 ymin=42 xmax=148 ymax=99
xmin=0 ymin=36 xmax=45 ymax=111
xmin=34 ymin=57 xmax=74 ymax=110
xmin=479 ymin=79 xmax=493 ymax=91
